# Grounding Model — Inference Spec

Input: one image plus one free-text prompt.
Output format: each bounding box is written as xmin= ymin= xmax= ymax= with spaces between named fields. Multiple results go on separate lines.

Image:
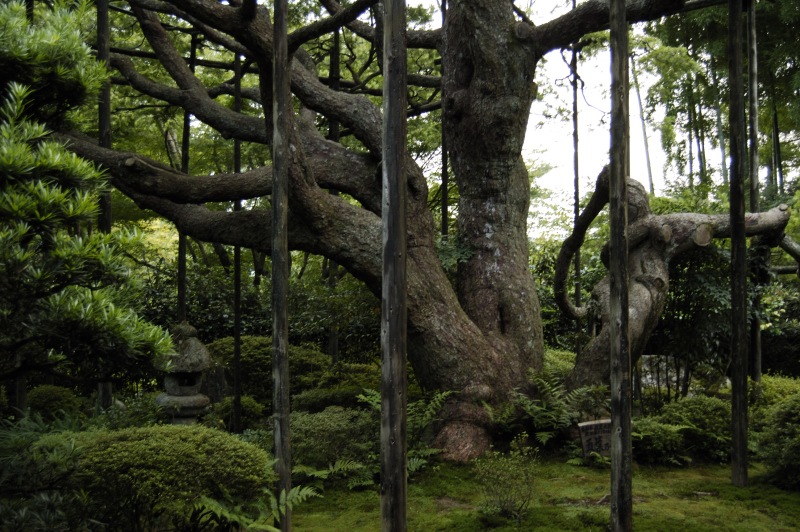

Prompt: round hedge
xmin=27 ymin=385 xmax=82 ymax=420
xmin=35 ymin=425 xmax=271 ymax=530
xmin=632 ymin=417 xmax=689 ymax=466
xmin=206 ymin=336 xmax=329 ymax=408
xmin=659 ymin=395 xmax=731 ymax=462
xmin=758 ymin=392 xmax=800 ymax=489
xmin=210 ymin=395 xmax=265 ymax=431
xmin=290 ymin=406 xmax=378 ymax=469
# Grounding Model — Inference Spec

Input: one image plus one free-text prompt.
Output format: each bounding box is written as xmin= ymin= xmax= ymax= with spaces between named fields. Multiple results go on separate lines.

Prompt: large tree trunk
xmin=61 ymin=0 xmax=732 ymax=459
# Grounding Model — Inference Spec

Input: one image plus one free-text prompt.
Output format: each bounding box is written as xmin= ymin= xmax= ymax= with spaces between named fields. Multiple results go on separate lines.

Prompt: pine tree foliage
xmin=0 ymin=1 xmax=172 ymax=383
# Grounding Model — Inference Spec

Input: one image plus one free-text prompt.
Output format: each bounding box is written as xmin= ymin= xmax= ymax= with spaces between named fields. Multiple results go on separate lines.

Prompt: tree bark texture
xmin=63 ymin=0 xmax=750 ymax=459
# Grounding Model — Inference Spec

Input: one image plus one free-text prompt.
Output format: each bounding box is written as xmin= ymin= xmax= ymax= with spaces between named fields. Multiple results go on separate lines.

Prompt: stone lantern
xmin=156 ymin=322 xmax=211 ymax=425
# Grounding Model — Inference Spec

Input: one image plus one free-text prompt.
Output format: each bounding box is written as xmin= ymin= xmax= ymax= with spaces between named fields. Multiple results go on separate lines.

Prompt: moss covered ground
xmin=292 ymin=459 xmax=800 ymax=531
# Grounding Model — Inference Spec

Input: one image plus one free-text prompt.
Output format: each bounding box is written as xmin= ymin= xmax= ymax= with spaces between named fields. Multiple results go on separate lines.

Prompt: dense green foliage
xmin=757 ymin=393 xmax=800 ymax=489
xmin=34 ymin=425 xmax=271 ymax=530
xmin=632 ymin=417 xmax=690 ymax=466
xmin=658 ymin=395 xmax=731 ymax=463
xmin=208 ymin=395 xmax=265 ymax=431
xmin=0 ymin=0 xmax=172 ymax=391
xmin=26 ymin=385 xmax=81 ymax=420
xmin=206 ymin=336 xmax=329 ymax=408
xmin=0 ymin=0 xmax=105 ymax=127
xmin=292 ymin=386 xmax=365 ymax=413
xmin=290 ymin=406 xmax=378 ymax=469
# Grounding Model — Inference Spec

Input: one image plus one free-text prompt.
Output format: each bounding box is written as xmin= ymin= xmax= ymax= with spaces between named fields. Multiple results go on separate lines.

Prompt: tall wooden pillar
xmin=97 ymin=0 xmax=113 ymax=410
xmin=747 ymin=0 xmax=762 ymax=387
xmin=440 ymin=0 xmax=448 ymax=237
xmin=729 ymin=0 xmax=749 ymax=489
xmin=272 ymin=0 xmax=292 ymax=527
xmin=609 ymin=0 xmax=632 ymax=528
xmin=381 ymin=0 xmax=408 ymax=529
xmin=232 ymin=53 xmax=243 ymax=434
xmin=177 ymin=34 xmax=198 ymax=324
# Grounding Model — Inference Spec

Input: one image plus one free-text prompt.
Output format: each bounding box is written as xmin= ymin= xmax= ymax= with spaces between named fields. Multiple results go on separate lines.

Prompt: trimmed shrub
xmin=751 ymin=374 xmax=800 ymax=432
xmin=292 ymin=386 xmax=364 ymax=413
xmin=659 ymin=395 xmax=730 ymax=462
xmin=316 ymin=362 xmax=382 ymax=390
xmin=206 ymin=336 xmax=329 ymax=408
xmin=290 ymin=406 xmax=378 ymax=469
xmin=757 ymin=393 xmax=800 ymax=489
xmin=754 ymin=374 xmax=800 ymax=408
xmin=209 ymin=395 xmax=265 ymax=431
xmin=35 ymin=424 xmax=271 ymax=531
xmin=632 ymin=417 xmax=689 ymax=465
xmin=27 ymin=385 xmax=82 ymax=420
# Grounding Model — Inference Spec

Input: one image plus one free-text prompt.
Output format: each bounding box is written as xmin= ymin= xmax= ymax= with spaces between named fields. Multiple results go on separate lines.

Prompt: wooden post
xmin=232 ymin=53 xmax=243 ymax=434
xmin=177 ymin=34 xmax=198 ymax=324
xmin=97 ymin=0 xmax=112 ymax=234
xmin=272 ymin=0 xmax=292 ymax=526
xmin=381 ymin=0 xmax=408 ymax=529
xmin=97 ymin=0 xmax=113 ymax=410
xmin=729 ymin=0 xmax=749 ymax=489
xmin=630 ymin=55 xmax=654 ymax=195
xmin=571 ymin=3 xmax=582 ymax=356
xmin=327 ymin=29 xmax=341 ymax=365
xmin=609 ymin=0 xmax=632 ymax=529
xmin=440 ymin=0 xmax=448 ymax=237
xmin=747 ymin=0 xmax=762 ymax=387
